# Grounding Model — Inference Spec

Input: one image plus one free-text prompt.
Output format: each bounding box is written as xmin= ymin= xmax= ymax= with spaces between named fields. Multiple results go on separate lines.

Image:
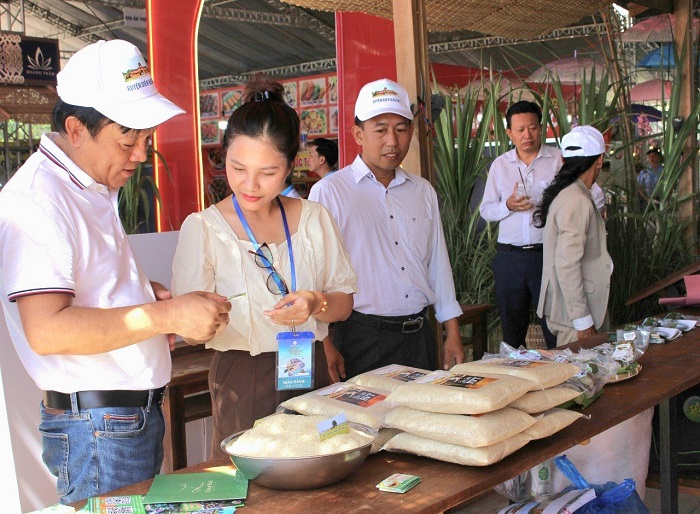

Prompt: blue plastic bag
xmin=554 ymin=455 xmax=650 ymax=514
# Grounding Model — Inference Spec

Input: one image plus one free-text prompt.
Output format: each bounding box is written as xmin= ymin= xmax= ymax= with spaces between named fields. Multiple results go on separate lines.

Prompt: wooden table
xmin=162 ymin=344 xmax=214 ymax=472
xmin=73 ymin=314 xmax=700 ymax=513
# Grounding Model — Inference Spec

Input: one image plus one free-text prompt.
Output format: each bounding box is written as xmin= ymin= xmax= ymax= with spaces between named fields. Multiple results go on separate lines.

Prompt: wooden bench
xmin=162 ymin=344 xmax=214 ymax=472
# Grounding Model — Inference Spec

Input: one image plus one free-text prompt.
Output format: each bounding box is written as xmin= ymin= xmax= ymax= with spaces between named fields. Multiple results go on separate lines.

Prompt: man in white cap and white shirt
xmin=309 ymin=78 xmax=464 ymax=381
xmin=0 ymin=40 xmax=231 ymax=503
xmin=533 ymin=125 xmax=612 ymax=346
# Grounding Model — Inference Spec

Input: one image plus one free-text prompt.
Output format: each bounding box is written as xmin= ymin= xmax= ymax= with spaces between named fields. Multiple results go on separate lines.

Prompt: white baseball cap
xmin=57 ymin=40 xmax=185 ymax=130
xmin=560 ymin=126 xmax=606 ymax=158
xmin=354 ymin=78 xmax=414 ymax=122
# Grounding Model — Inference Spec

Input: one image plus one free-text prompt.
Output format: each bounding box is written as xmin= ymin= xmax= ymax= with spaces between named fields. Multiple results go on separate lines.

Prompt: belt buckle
xmin=521 ymin=245 xmax=535 ymax=250
xmin=402 ymin=318 xmax=423 ymax=333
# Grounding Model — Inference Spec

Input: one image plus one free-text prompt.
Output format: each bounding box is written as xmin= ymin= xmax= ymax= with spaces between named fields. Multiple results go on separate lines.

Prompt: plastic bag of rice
xmin=451 ymin=358 xmax=580 ymax=390
xmin=523 ymin=408 xmax=586 ymax=440
xmin=278 ymin=383 xmax=392 ymax=429
xmin=370 ymin=428 xmax=402 ymax=454
xmin=385 ymin=370 xmax=532 ymax=415
xmin=382 ymin=431 xmax=531 ymax=466
xmin=508 ymin=386 xmax=582 ymax=414
xmin=225 ymin=413 xmax=375 ymax=458
xmin=383 ymin=406 xmax=537 ymax=448
xmin=347 ymin=364 xmax=432 ymax=392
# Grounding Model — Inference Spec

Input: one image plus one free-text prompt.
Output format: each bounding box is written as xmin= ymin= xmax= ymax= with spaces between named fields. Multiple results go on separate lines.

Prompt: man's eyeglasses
xmin=248 ymin=243 xmax=290 ymax=296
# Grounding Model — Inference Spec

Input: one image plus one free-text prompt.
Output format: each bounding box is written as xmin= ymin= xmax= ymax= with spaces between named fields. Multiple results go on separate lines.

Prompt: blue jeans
xmin=39 ymin=392 xmax=165 ymax=504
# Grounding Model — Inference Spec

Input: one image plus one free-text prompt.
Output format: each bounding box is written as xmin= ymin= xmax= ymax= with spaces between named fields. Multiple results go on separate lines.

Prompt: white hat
xmin=57 ymin=40 xmax=185 ymax=130
xmin=354 ymin=78 xmax=413 ymax=122
xmin=560 ymin=126 xmax=606 ymax=158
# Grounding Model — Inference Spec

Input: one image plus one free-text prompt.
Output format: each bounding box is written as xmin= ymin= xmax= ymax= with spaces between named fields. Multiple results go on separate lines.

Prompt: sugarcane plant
xmin=432 ymin=79 xmax=510 ymax=347
xmin=604 ymin=38 xmax=700 ymax=325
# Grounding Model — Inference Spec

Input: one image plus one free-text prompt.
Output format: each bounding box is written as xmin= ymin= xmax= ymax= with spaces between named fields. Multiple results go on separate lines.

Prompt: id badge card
xmin=276 ymin=331 xmax=315 ymax=391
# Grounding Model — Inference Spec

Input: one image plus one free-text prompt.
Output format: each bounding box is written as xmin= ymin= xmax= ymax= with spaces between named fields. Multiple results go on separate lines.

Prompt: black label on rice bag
xmin=327 ymin=386 xmax=387 ymax=407
xmin=384 ymin=369 xmax=428 ymax=382
xmin=434 ymin=374 xmax=497 ymax=389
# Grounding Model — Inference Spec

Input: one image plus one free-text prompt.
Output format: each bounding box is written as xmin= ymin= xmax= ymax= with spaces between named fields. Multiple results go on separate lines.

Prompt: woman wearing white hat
xmin=533 ymin=126 xmax=613 ymax=346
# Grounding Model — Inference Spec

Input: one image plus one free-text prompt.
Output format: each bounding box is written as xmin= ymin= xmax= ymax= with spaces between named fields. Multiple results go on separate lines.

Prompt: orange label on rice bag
xmin=327 ymin=386 xmax=387 ymax=407
xmin=434 ymin=374 xmax=498 ymax=389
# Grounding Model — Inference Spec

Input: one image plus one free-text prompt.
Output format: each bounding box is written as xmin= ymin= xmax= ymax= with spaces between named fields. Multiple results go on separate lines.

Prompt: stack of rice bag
xmin=278 ymin=359 xmax=586 ymax=465
xmin=380 ymin=359 xmax=585 ymax=466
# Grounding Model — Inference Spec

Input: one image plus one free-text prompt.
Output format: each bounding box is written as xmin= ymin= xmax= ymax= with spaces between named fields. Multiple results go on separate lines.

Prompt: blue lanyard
xmin=233 ymin=195 xmax=296 ymax=292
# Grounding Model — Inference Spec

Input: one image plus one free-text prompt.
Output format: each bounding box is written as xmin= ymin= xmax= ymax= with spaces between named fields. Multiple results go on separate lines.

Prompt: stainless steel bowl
xmin=220 ymin=422 xmax=378 ymax=490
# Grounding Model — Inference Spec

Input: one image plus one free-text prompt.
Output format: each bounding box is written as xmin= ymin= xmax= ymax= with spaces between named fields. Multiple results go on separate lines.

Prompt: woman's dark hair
xmin=532 ymin=154 xmax=600 ymax=228
xmin=308 ymin=137 xmax=338 ymax=169
xmin=52 ymin=100 xmax=135 ymax=138
xmin=223 ymin=75 xmax=300 ymax=166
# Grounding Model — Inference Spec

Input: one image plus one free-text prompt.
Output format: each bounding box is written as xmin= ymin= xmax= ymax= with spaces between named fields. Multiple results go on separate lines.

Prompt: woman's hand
xmin=264 ymin=290 xmax=320 ymax=327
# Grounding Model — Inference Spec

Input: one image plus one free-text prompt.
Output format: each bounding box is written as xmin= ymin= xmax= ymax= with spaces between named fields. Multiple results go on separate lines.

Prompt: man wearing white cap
xmin=533 ymin=126 xmax=612 ymax=346
xmin=0 ymin=40 xmax=231 ymax=503
xmin=309 ymin=78 xmax=464 ymax=380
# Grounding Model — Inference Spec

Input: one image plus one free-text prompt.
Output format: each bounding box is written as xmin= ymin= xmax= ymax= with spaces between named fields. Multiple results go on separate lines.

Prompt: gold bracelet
xmin=313 ymin=293 xmax=328 ymax=315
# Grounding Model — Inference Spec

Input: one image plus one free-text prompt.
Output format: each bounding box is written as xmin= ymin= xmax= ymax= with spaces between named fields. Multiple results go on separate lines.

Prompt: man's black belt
xmin=348 ymin=308 xmax=427 ymax=334
xmin=43 ymin=386 xmax=167 ymax=410
xmin=497 ymin=243 xmax=543 ymax=252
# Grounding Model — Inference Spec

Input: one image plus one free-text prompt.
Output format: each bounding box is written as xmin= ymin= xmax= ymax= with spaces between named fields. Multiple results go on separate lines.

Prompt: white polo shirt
xmin=0 ymin=133 xmax=171 ymax=393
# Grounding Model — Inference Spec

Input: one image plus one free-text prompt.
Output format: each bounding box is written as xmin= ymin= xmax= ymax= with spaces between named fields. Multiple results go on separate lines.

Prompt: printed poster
xmin=200 ymin=92 xmax=220 ymax=119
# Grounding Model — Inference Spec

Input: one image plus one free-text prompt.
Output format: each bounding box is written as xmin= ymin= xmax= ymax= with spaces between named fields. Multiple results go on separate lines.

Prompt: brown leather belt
xmin=43 ymin=387 xmax=167 ymax=410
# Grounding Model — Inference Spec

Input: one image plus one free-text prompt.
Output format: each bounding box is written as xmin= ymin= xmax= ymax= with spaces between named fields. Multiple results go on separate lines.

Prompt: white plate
xmin=660 ymin=319 xmax=697 ymax=331
xmin=678 ymin=320 xmax=697 ymax=331
xmin=654 ymin=327 xmax=682 ymax=340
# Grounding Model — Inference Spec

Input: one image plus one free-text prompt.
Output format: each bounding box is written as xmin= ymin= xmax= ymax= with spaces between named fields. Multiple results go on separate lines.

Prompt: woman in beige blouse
xmin=172 ymin=76 xmax=356 ymax=454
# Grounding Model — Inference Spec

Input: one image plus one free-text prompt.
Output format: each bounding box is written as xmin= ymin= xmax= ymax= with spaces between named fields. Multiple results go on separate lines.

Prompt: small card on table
xmin=376 ymin=473 xmax=421 ymax=494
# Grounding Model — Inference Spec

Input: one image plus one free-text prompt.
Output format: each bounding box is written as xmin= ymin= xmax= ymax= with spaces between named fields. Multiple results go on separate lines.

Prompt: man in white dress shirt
xmin=480 ymin=101 xmax=606 ymax=349
xmin=309 ymin=78 xmax=464 ymax=379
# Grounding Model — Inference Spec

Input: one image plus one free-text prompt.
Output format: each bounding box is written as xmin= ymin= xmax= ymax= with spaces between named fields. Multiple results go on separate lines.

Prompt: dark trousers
xmin=493 ymin=247 xmax=557 ymax=349
xmin=333 ymin=310 xmax=436 ymax=379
